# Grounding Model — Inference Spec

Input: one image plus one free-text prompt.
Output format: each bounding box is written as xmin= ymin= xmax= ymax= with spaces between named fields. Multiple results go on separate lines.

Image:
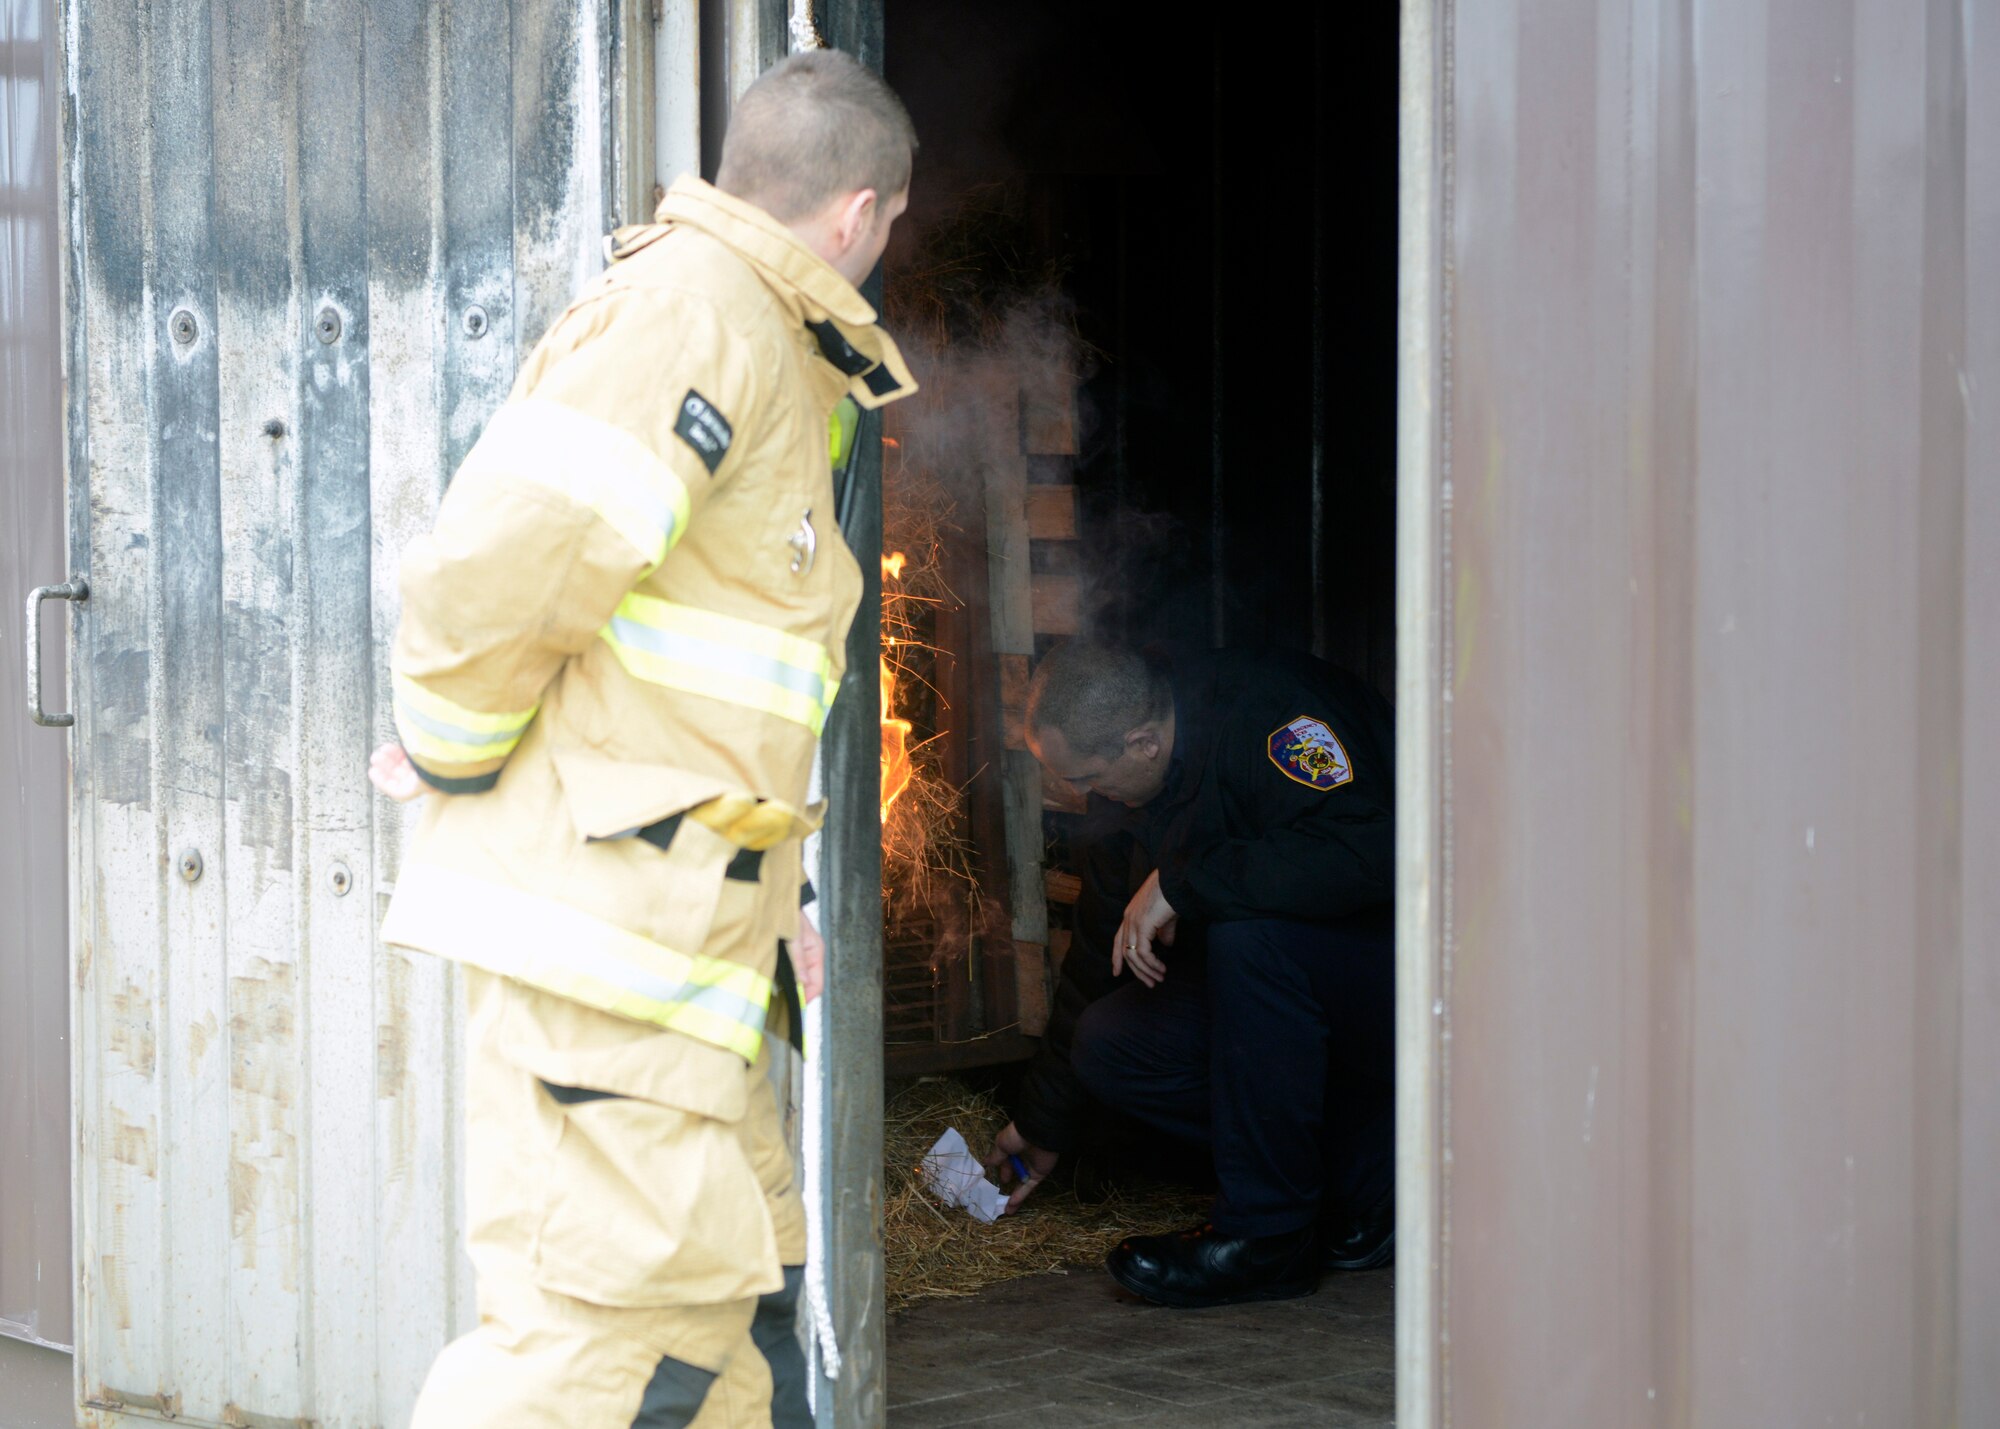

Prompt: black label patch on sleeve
xmin=674 ymin=389 xmax=734 ymax=475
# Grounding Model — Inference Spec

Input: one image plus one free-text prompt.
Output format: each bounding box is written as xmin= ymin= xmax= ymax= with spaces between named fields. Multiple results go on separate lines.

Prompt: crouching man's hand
xmin=983 ymin=1122 xmax=1058 ymax=1213
xmin=1114 ymin=869 xmax=1178 ymax=987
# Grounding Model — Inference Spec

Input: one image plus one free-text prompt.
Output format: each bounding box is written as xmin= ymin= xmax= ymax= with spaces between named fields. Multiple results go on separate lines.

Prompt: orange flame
xmin=879 ymin=552 xmax=914 ymax=822
xmin=880 ymin=659 xmax=914 ymax=822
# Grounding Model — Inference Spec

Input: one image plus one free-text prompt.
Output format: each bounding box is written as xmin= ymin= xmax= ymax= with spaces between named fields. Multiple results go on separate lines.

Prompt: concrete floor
xmin=885 ymin=1265 xmax=1396 ymax=1427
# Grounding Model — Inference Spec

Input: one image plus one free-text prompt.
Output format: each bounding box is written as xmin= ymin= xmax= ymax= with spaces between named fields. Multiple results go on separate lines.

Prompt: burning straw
xmin=879 ymin=450 xmax=984 ymax=936
xmin=883 ymin=1078 xmax=1214 ymax=1314
xmin=878 ymin=180 xmax=1095 ymax=953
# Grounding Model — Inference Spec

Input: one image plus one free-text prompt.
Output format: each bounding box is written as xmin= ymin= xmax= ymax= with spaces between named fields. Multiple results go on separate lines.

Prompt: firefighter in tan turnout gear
xmin=366 ymin=51 xmax=917 ymax=1429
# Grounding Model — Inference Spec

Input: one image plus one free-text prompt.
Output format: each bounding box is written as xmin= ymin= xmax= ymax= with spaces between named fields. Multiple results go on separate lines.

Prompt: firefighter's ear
xmin=832 ymin=187 xmax=879 ymax=249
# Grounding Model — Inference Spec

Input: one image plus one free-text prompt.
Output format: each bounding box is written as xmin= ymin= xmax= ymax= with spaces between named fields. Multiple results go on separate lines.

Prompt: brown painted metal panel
xmin=0 ymin=0 xmax=74 ymax=1357
xmin=1411 ymin=0 xmax=1994 ymax=1421
xmin=1956 ymin=8 xmax=2000 ymax=1423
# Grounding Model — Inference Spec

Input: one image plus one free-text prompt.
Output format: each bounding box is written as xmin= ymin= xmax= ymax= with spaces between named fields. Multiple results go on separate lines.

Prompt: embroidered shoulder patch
xmin=674 ymin=389 xmax=733 ymax=475
xmin=1268 ymin=716 xmax=1354 ymax=791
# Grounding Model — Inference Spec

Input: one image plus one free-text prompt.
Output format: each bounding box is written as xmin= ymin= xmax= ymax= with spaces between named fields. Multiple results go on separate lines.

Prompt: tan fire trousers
xmin=410 ymin=969 xmax=809 ymax=1428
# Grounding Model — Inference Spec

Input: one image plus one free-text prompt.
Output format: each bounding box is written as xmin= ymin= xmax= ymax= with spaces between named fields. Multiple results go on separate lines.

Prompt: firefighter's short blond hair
xmin=1027 ymin=641 xmax=1173 ymax=762
xmin=717 ymin=49 xmax=916 ymax=223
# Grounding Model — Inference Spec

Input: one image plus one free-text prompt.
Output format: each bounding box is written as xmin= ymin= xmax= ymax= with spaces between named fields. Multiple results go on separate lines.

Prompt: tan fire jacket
xmin=380 ymin=178 xmax=916 ymax=1068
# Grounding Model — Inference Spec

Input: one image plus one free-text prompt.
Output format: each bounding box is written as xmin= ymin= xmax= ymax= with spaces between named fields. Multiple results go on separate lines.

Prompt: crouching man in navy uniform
xmin=983 ymin=639 xmax=1395 ymax=1308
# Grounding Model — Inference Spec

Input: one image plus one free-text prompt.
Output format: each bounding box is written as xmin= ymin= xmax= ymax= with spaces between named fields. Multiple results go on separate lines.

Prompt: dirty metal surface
xmin=1402 ymin=0 xmax=1997 ymax=1424
xmin=811 ymin=8 xmax=888 ymax=1427
xmin=0 ymin=0 xmax=74 ymax=1359
xmin=61 ymin=1 xmax=629 ymax=1423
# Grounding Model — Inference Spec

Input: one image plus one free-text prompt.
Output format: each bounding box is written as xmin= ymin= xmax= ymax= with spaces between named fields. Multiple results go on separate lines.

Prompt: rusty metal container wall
xmin=1 ymin=0 xmax=74 ymax=1358
xmin=1403 ymin=0 xmax=1997 ymax=1423
xmin=59 ymin=2 xmax=630 ymax=1423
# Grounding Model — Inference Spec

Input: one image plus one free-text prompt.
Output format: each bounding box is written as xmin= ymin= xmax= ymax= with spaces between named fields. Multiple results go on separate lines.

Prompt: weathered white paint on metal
xmin=658 ymin=0 xmax=704 ymax=190
xmin=728 ymin=0 xmax=767 ymax=107
xmin=61 ymin=2 xmax=620 ymax=1423
xmin=610 ymin=0 xmax=657 ymax=227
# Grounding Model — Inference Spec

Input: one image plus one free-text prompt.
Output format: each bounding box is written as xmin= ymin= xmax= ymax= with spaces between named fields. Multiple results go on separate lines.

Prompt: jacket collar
xmin=650 ymin=177 xmax=877 ymax=326
xmin=628 ymin=178 xmax=917 ymax=409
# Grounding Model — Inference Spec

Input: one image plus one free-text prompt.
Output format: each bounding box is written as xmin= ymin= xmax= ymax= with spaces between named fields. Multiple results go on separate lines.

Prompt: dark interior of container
xmin=886 ymin=0 xmax=1400 ymax=681
xmin=861 ymin=0 xmax=1404 ymax=1355
xmin=874 ymin=0 xmax=1400 ymax=1079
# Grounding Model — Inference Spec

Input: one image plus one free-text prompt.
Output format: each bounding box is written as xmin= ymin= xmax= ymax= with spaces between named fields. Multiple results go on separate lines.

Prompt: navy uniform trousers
xmin=1068 ymin=913 xmax=1395 ymax=1238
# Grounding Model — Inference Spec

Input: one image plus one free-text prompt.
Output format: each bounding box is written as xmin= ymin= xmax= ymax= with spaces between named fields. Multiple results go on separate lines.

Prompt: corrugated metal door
xmin=2 ymin=0 xmax=73 ymax=1365
xmin=61 ymin=3 xmax=639 ymax=1423
xmin=1398 ymin=0 xmax=1998 ymax=1423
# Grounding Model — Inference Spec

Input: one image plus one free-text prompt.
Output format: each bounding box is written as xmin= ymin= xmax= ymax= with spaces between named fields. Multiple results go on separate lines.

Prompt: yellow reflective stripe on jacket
xmin=828 ymin=396 xmax=860 ymax=468
xmin=470 ymin=399 xmax=693 ymax=569
xmin=389 ymin=865 xmax=772 ymax=1060
xmin=393 ymin=673 xmax=538 ymax=765
xmin=599 ymin=591 xmax=838 ymax=734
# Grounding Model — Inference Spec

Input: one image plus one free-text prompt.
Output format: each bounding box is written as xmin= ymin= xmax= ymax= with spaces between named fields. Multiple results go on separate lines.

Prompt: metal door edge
xmin=1395 ymin=1 xmax=1446 ymax=1427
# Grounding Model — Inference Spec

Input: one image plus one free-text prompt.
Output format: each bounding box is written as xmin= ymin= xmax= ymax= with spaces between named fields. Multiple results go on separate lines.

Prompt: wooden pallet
xmin=876 ymin=356 xmax=1097 ymax=1067
xmin=878 ymin=366 xmax=1052 ymax=1068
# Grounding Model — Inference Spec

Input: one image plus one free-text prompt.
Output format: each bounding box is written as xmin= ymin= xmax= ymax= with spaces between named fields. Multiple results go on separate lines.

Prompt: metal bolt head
xmin=329 ymin=861 xmax=352 ymax=897
xmin=178 ymin=849 xmax=203 ymax=884
xmin=462 ymin=305 xmax=489 ymax=339
xmin=315 ymin=307 xmax=342 ymax=344
xmin=169 ymin=308 xmax=198 ymax=345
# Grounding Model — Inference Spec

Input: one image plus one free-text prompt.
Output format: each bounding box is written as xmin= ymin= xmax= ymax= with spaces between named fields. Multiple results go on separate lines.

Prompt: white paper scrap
xmin=920 ymin=1127 xmax=1010 ymax=1224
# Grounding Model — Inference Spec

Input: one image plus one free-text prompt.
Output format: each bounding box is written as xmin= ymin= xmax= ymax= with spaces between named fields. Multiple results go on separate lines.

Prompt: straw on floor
xmin=882 ymin=1077 xmax=1214 ymax=1315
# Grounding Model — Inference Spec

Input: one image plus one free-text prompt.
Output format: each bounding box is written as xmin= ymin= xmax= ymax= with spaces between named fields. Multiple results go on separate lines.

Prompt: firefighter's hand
xmin=794 ymin=913 xmax=826 ymax=1002
xmin=1113 ymin=869 xmax=1177 ymax=987
xmin=982 ymin=1122 xmax=1058 ymax=1212
xmin=368 ymin=743 xmax=427 ymax=803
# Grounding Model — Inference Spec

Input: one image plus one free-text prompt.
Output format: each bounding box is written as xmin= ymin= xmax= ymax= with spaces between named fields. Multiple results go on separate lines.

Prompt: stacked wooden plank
xmin=1005 ymin=372 xmax=1090 ymax=818
xmin=980 ymin=376 xmax=1054 ymax=1037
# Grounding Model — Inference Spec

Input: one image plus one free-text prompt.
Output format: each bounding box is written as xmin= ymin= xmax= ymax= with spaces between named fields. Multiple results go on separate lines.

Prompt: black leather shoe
xmin=1106 ymin=1221 xmax=1321 ymax=1308
xmin=1322 ymin=1191 xmax=1395 ymax=1272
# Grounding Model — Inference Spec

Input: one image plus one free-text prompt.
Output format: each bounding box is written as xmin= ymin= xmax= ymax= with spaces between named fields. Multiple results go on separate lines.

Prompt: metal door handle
xmin=26 ymin=578 xmax=87 ymax=728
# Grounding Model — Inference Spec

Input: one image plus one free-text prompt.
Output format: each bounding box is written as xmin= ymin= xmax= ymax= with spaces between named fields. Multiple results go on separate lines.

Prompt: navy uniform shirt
xmin=1013 ymin=645 xmax=1395 ymax=1153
